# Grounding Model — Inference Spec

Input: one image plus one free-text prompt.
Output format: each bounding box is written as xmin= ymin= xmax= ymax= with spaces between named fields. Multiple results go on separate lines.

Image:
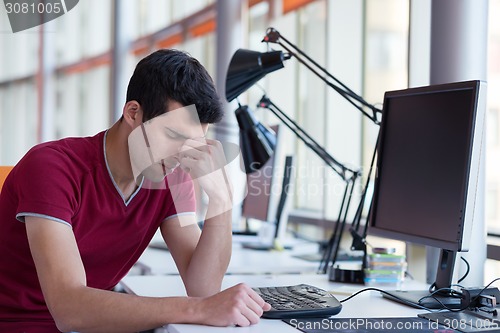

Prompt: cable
xmin=338 ymin=287 xmax=435 ymax=311
xmin=422 ymin=277 xmax=500 ymax=312
xmin=340 ymin=278 xmax=500 ymax=316
xmin=340 ymin=286 xmax=466 ymax=312
xmin=417 ymin=287 xmax=467 ymax=312
xmin=467 ymin=277 xmax=500 ymax=308
xmin=458 ymin=256 xmax=470 ymax=284
xmin=427 ymin=256 xmax=470 ymax=293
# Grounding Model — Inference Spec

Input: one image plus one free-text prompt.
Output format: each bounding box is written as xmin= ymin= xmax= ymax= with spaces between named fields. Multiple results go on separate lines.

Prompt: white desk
xmin=120 ymin=274 xmax=427 ymax=333
xmin=136 ymin=241 xmax=321 ymax=275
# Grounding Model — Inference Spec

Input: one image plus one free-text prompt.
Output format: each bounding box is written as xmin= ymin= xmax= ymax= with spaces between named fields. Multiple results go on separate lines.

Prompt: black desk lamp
xmin=225 ymin=28 xmax=380 ymax=278
xmin=226 ymin=49 xmax=290 ymax=103
xmin=235 ymin=105 xmax=276 ymax=173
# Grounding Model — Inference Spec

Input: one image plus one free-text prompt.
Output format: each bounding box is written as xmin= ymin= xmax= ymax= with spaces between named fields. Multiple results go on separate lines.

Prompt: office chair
xmin=0 ymin=166 xmax=13 ymax=192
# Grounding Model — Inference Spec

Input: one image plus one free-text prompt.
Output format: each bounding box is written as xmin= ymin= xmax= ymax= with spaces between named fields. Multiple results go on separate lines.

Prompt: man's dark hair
xmin=126 ymin=49 xmax=224 ymax=123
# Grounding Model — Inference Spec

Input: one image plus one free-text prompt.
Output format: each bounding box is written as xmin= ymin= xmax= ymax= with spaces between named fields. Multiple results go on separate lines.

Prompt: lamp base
xmin=328 ymin=266 xmax=365 ymax=284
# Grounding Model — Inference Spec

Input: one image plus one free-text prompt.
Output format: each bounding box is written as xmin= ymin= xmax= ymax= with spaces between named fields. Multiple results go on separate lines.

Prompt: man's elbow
xmin=54 ymin=320 xmax=74 ymax=333
xmin=46 ymin=294 xmax=86 ymax=332
xmin=52 ymin=313 xmax=80 ymax=333
xmin=51 ymin=308 xmax=85 ymax=333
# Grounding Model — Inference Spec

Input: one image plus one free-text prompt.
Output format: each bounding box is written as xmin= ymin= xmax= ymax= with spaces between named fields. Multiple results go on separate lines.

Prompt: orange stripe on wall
xmin=157 ymin=33 xmax=184 ymax=49
xmin=131 ymin=35 xmax=156 ymax=56
xmin=189 ymin=19 xmax=216 ymax=38
xmin=283 ymin=0 xmax=316 ymax=14
xmin=132 ymin=43 xmax=151 ymax=56
xmin=249 ymin=0 xmax=266 ymax=7
xmin=62 ymin=53 xmax=112 ymax=75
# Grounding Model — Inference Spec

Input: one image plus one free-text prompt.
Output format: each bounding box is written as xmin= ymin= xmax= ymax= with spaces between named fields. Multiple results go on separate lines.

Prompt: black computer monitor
xmin=368 ymin=80 xmax=486 ymax=309
xmin=238 ymin=123 xmax=296 ymax=250
xmin=241 ymin=125 xmax=282 ymax=224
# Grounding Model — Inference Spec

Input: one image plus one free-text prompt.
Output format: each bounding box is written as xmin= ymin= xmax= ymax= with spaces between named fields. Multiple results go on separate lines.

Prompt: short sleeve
xmin=14 ymin=146 xmax=80 ymax=226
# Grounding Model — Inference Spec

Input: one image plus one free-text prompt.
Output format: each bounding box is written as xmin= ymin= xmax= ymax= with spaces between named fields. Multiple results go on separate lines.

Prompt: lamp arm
xmin=264 ymin=28 xmax=382 ymax=125
xmin=258 ymin=95 xmax=359 ymax=182
xmin=276 ymin=32 xmax=369 ymax=106
xmin=255 ymin=95 xmax=361 ymax=274
xmin=349 ymin=131 xmax=380 ymax=251
xmin=318 ymin=177 xmax=358 ymax=274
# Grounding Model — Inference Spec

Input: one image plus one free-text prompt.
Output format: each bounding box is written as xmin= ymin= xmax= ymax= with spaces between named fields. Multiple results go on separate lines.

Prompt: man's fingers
xmin=205 ymin=138 xmax=223 ymax=147
xmin=178 ymin=145 xmax=204 ymax=160
xmin=234 ymin=313 xmax=251 ymax=327
xmin=182 ymin=138 xmax=224 ymax=154
xmin=182 ymin=138 xmax=209 ymax=151
xmin=243 ymin=295 xmax=265 ymax=318
xmin=247 ymin=287 xmax=271 ymax=311
xmin=239 ymin=304 xmax=261 ymax=326
xmin=239 ymin=285 xmax=269 ymax=323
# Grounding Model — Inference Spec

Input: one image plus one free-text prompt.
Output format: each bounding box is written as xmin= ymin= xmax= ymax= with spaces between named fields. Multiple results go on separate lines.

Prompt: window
xmin=0 ymin=15 xmax=39 ymax=164
xmin=54 ymin=67 xmax=110 ymax=139
xmin=133 ymin=0 xmax=172 ymax=39
xmin=0 ymin=81 xmax=37 ymax=164
xmin=54 ymin=0 xmax=112 ymax=65
xmin=242 ymin=0 xmax=410 ymax=224
xmin=487 ymin=185 xmax=498 ymax=223
xmin=486 ymin=0 xmax=500 ymax=233
xmin=488 ymin=108 xmax=499 ymax=147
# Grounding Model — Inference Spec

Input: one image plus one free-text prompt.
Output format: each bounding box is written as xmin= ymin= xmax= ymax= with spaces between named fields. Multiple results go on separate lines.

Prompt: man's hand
xmin=178 ymin=138 xmax=232 ymax=202
xmin=194 ymin=283 xmax=271 ymax=327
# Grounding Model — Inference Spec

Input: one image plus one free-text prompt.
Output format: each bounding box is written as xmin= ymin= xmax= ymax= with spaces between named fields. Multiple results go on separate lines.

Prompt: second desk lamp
xmin=225 ymin=28 xmax=381 ymax=282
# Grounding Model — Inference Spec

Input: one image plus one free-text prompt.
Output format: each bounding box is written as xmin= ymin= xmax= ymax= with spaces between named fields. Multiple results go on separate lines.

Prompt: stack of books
xmin=364 ymin=253 xmax=406 ymax=288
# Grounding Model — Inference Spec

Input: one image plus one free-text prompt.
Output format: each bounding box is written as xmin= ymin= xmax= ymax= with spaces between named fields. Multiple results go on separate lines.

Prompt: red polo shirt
xmin=0 ymin=131 xmax=195 ymax=330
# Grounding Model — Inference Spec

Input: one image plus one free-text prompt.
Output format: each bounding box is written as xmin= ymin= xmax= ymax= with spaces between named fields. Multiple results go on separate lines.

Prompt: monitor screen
xmin=369 ymin=80 xmax=485 ymax=252
xmin=367 ymin=80 xmax=485 ymax=309
xmin=242 ymin=125 xmax=282 ymax=223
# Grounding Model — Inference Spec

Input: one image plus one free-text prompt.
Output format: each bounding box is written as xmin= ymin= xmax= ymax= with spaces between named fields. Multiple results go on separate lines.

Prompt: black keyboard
xmin=253 ymin=284 xmax=342 ymax=319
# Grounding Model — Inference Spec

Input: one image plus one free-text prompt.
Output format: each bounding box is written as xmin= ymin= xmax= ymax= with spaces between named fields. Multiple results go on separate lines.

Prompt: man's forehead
xmin=149 ymin=104 xmax=199 ymax=122
xmin=145 ymin=104 xmax=207 ymax=136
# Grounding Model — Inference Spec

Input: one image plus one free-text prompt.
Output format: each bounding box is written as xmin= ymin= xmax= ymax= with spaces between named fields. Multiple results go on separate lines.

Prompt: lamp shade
xmin=225 ymin=49 xmax=287 ymax=102
xmin=235 ymin=105 xmax=276 ymax=173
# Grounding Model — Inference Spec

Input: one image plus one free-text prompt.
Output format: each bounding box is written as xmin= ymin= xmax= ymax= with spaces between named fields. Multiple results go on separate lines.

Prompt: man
xmin=0 ymin=49 xmax=270 ymax=332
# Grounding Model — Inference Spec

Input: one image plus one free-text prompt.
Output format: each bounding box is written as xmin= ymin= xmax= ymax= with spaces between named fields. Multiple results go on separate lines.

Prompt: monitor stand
xmin=382 ymin=249 xmax=462 ymax=309
xmin=382 ymin=290 xmax=462 ymax=309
